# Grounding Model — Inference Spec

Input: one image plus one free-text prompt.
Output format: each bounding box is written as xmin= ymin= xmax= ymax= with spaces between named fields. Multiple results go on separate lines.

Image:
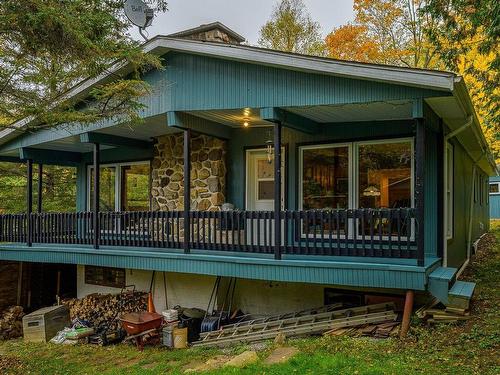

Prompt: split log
xmin=0 ymin=306 xmax=25 ymax=340
xmin=62 ymin=291 xmax=148 ymax=332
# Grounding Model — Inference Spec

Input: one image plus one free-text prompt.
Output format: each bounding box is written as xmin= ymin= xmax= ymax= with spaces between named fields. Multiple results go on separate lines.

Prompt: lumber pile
xmin=420 ymin=307 xmax=470 ymax=324
xmin=415 ymin=299 xmax=470 ymax=324
xmin=324 ymin=321 xmax=400 ymax=338
xmin=62 ymin=291 xmax=147 ymax=331
xmin=0 ymin=306 xmax=25 ymax=340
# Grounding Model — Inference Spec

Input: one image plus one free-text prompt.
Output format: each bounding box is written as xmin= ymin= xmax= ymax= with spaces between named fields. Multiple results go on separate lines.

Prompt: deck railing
xmin=0 ymin=208 xmax=419 ymax=260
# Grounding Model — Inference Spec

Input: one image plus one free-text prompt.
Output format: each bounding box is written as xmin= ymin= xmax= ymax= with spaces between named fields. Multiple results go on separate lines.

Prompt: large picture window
xmin=299 ymin=138 xmax=413 ymax=238
xmin=357 ymin=141 xmax=412 ymax=209
xmin=88 ymin=161 xmax=150 ymax=212
xmin=302 ymin=145 xmax=350 ymax=210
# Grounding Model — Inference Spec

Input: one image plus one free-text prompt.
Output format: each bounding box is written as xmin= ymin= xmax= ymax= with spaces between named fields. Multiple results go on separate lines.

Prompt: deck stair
xmin=428 ymin=267 xmax=475 ymax=309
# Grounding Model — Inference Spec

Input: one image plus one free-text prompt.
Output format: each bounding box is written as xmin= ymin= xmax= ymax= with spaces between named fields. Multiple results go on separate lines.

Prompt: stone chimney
xmin=167 ymin=22 xmax=245 ymax=44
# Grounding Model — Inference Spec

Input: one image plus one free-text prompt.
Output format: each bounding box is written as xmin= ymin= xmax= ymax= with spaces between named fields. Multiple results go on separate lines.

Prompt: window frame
xmin=298 ymin=137 xmax=415 ymax=240
xmin=87 ymin=160 xmax=151 ymax=211
xmin=84 ymin=265 xmax=126 ymax=288
xmin=489 ymin=182 xmax=500 ymax=196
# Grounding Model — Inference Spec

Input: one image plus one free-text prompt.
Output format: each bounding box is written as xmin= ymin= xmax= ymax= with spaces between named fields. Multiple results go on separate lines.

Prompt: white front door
xmin=245 ymin=149 xmax=285 ymax=211
xmin=245 ymin=149 xmax=285 ymax=246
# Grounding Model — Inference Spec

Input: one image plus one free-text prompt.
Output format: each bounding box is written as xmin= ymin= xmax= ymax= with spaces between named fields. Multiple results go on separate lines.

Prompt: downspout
xmin=442 ymin=116 xmax=473 ymax=267
xmin=465 ymin=152 xmax=485 ymax=262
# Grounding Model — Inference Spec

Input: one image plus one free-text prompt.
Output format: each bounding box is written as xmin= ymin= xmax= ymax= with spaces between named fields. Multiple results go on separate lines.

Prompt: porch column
xmin=274 ymin=122 xmax=282 ymax=260
xmin=26 ymin=159 xmax=33 ymax=247
xmin=183 ymin=129 xmax=191 ymax=254
xmin=93 ymin=143 xmax=100 ymax=249
xmin=37 ymin=164 xmax=43 ymax=213
xmin=415 ymin=119 xmax=425 ymax=266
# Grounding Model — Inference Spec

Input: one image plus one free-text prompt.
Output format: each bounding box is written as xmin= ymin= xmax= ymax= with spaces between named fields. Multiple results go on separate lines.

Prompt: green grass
xmin=1 ymin=222 xmax=499 ymax=374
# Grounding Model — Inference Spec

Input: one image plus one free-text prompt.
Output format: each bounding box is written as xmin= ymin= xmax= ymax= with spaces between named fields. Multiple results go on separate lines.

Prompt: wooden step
xmin=428 ymin=267 xmax=457 ymax=304
xmin=448 ymin=281 xmax=476 ymax=310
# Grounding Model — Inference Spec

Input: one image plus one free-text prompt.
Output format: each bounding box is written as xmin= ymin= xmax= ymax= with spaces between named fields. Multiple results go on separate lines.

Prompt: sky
xmin=130 ymin=0 xmax=355 ymax=45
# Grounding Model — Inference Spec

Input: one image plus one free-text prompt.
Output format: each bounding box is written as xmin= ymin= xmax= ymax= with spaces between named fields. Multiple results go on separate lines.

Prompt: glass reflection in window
xmin=302 ymin=146 xmax=349 ymax=234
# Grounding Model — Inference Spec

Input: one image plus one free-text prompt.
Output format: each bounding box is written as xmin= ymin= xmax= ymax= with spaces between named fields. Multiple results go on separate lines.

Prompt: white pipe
xmin=444 ymin=116 xmax=473 ymax=142
xmin=466 ymin=153 xmax=485 ymax=261
xmin=456 ymin=259 xmax=469 ymax=278
xmin=467 ymin=165 xmax=477 ymax=261
xmin=443 ymin=116 xmax=473 ymax=267
xmin=456 ymin=232 xmax=488 ymax=278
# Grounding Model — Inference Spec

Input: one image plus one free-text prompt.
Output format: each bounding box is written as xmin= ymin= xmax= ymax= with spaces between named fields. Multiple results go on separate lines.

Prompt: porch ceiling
xmin=285 ymin=100 xmax=413 ymax=123
xmin=2 ymin=114 xmax=175 ymax=157
xmin=186 ymin=100 xmax=414 ymax=128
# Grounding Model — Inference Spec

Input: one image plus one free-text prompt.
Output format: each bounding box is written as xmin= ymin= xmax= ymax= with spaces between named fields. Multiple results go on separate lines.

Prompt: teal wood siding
xmin=167 ymin=53 xmax=446 ymax=111
xmin=0 ymin=244 xmax=439 ymax=290
xmin=227 ymin=120 xmax=415 ymax=210
xmin=490 ymin=176 xmax=500 ymax=218
xmin=0 ymin=52 xmax=448 ymax=154
xmin=447 ymin=138 xmax=490 ymax=267
xmin=424 ymin=127 xmax=438 ymax=256
xmin=422 ymin=103 xmax=441 ymax=257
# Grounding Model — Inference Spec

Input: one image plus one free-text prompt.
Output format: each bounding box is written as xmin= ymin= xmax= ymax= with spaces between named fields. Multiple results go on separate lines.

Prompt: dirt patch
xmin=0 ymin=355 xmax=24 ymax=373
xmin=264 ymin=347 xmax=299 ymax=365
xmin=183 ymin=355 xmax=231 ymax=373
xmin=114 ymin=356 xmax=142 ymax=368
xmin=141 ymin=362 xmax=157 ymax=369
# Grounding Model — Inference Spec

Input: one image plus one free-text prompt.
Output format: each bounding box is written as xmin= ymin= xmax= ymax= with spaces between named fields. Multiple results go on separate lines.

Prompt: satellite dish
xmin=124 ymin=0 xmax=154 ymax=39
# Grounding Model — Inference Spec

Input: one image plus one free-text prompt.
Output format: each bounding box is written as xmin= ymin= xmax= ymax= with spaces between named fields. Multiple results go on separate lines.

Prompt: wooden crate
xmin=22 ymin=305 xmax=70 ymax=342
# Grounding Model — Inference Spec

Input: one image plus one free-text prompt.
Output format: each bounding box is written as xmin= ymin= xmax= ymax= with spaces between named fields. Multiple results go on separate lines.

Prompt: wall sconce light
xmin=266 ymin=129 xmax=273 ymax=164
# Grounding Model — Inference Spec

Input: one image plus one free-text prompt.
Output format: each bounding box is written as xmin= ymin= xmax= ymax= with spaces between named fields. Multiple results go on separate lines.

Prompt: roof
xmin=167 ymin=22 xmax=245 ymax=43
xmin=0 ymin=35 xmax=496 ymax=174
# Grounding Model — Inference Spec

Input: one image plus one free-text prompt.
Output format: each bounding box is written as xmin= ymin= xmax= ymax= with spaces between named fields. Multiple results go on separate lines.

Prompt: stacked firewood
xmin=0 ymin=306 xmax=25 ymax=340
xmin=62 ymin=291 xmax=148 ymax=331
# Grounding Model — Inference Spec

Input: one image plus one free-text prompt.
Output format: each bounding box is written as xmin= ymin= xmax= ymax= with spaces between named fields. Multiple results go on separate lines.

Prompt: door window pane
xmin=121 ymin=164 xmax=150 ymax=211
xmin=358 ymin=142 xmax=412 ymax=209
xmin=258 ymin=180 xmax=275 ymax=200
xmin=89 ymin=167 xmax=116 ymax=211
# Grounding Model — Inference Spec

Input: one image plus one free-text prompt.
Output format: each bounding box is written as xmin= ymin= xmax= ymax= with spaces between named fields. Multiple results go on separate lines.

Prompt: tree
xmin=325 ymin=24 xmax=383 ymax=63
xmin=0 ymin=0 xmax=168 ymax=133
xmin=0 ymin=163 xmax=76 ymax=213
xmin=258 ymin=0 xmax=325 ymax=55
xmin=327 ymin=0 xmax=441 ymax=68
xmin=423 ymin=0 xmax=499 ymax=162
xmin=325 ymin=0 xmax=499 ymax=162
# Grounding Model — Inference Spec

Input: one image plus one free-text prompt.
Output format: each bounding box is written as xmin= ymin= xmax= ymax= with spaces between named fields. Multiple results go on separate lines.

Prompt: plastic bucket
xmin=162 ymin=324 xmax=176 ymax=348
xmin=173 ymin=327 xmax=188 ymax=349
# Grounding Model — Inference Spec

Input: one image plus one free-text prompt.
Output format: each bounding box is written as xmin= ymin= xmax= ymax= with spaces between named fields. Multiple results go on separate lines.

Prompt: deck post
xmin=274 ymin=121 xmax=282 ymax=260
xmin=183 ymin=128 xmax=191 ymax=254
xmin=400 ymin=289 xmax=415 ymax=338
xmin=26 ymin=159 xmax=33 ymax=247
xmin=415 ymin=118 xmax=425 ymax=266
xmin=37 ymin=164 xmax=43 ymax=213
xmin=93 ymin=143 xmax=100 ymax=249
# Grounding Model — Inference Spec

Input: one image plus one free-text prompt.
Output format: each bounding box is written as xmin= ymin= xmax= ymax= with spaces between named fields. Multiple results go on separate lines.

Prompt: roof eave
xmin=452 ymin=77 xmax=498 ymax=175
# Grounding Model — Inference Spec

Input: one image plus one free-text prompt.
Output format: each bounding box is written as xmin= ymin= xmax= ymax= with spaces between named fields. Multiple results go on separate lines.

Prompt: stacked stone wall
xmin=151 ymin=133 xmax=226 ymax=212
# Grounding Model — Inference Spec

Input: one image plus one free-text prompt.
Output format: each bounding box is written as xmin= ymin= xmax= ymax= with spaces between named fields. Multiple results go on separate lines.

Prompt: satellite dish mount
xmin=124 ymin=0 xmax=154 ymax=41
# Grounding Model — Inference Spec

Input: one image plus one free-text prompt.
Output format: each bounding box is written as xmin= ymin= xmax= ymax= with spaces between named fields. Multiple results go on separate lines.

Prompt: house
xmin=489 ymin=175 xmax=500 ymax=219
xmin=0 ymin=23 xmax=496 ymax=317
